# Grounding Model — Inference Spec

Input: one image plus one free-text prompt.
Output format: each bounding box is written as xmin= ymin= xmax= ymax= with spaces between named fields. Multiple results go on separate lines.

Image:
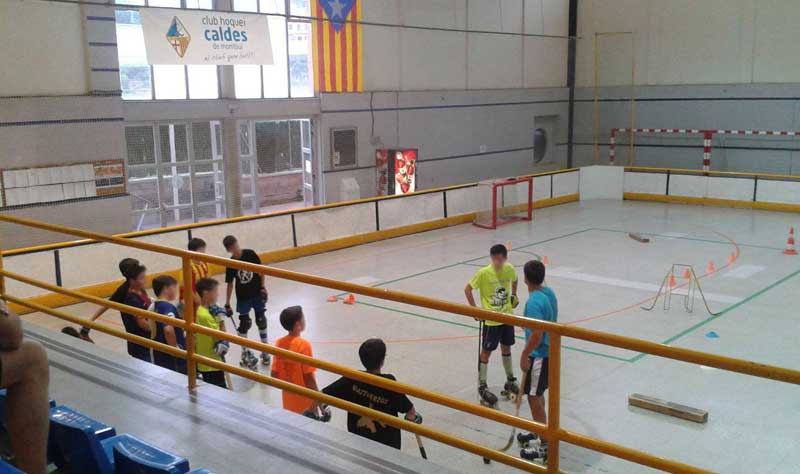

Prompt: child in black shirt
xmin=323 ymin=338 xmax=422 ymax=450
xmin=223 ymin=235 xmax=270 ymax=369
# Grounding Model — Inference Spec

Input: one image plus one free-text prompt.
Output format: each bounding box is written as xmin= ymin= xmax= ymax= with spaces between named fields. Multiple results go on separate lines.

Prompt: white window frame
xmin=115 ymin=0 xmax=220 ymax=101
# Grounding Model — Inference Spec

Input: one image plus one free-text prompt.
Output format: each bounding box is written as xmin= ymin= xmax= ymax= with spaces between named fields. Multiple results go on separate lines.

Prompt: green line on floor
xmin=630 ymin=267 xmax=800 ymax=363
xmin=337 ymin=228 xmax=588 ymax=296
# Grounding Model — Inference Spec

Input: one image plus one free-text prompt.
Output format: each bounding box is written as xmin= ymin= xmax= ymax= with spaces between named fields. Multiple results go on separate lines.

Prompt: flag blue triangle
xmin=319 ymin=0 xmax=355 ymax=32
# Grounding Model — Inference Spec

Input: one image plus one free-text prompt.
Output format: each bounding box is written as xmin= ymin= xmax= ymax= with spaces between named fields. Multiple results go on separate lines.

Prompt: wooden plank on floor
xmin=628 ymin=393 xmax=708 ymax=423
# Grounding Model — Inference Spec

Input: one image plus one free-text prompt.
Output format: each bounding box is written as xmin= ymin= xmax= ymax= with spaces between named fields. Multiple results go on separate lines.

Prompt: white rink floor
xmin=25 ymin=200 xmax=800 ymax=474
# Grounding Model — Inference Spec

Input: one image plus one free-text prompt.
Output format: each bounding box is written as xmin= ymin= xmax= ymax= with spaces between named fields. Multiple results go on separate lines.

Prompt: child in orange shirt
xmin=271 ymin=306 xmax=329 ymax=420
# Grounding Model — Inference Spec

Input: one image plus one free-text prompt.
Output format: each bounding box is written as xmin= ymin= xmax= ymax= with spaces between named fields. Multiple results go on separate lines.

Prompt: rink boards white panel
xmin=4 ymin=251 xmax=56 ymax=298
xmin=553 ymin=170 xmax=580 ymax=197
xmin=624 ymin=172 xmax=668 ymax=194
xmin=444 ymin=186 xmax=484 ymax=216
xmin=378 ymin=192 xmax=445 ymax=230
xmin=294 ymin=203 xmax=375 ymax=247
xmin=192 ymin=215 xmax=294 ymax=258
xmin=757 ymin=180 xmax=800 ymax=204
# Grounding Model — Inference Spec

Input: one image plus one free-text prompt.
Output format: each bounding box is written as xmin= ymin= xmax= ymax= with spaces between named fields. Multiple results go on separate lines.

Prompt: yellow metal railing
xmin=2 ymin=214 xmax=799 ymax=473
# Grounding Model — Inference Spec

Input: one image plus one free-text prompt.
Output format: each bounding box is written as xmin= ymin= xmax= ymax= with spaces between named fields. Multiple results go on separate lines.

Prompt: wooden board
xmin=628 ymin=393 xmax=708 ymax=423
xmin=628 ymin=232 xmax=650 ymax=243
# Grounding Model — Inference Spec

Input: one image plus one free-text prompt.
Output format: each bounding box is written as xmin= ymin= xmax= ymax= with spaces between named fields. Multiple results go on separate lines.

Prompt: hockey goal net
xmin=473 ymin=176 xmax=533 ymax=229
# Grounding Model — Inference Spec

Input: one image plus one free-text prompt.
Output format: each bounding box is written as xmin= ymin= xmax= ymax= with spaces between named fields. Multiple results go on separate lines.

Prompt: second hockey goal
xmin=473 ymin=176 xmax=533 ymax=229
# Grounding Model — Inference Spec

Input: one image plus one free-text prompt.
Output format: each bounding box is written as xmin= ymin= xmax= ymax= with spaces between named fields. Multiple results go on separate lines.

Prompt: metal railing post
xmin=547 ymin=333 xmax=562 ymax=473
xmin=182 ymin=257 xmax=197 ymax=390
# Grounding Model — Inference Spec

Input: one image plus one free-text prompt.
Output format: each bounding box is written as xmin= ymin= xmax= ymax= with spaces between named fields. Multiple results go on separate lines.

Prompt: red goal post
xmin=472 ymin=176 xmax=534 ymax=229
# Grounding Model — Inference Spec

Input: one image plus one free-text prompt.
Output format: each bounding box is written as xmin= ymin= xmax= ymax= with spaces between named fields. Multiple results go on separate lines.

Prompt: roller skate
xmin=517 ymin=432 xmax=539 ymax=448
xmin=240 ymin=348 xmax=259 ymax=371
xmin=261 ymin=352 xmax=271 ymax=366
xmin=521 ymin=443 xmax=547 ymax=462
xmin=501 ymin=377 xmax=519 ymax=400
xmin=478 ymin=384 xmax=498 ymax=408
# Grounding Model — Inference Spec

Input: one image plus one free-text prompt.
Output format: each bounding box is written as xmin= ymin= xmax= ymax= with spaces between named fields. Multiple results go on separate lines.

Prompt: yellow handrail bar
xmin=2 ymin=213 xmax=797 ymax=473
xmin=2 ymin=269 xmax=187 ymax=331
xmin=1 ymin=213 xmax=797 ymax=385
xmin=5 ymin=294 xmax=186 ymax=360
xmin=4 ymin=291 xmax=711 ymax=474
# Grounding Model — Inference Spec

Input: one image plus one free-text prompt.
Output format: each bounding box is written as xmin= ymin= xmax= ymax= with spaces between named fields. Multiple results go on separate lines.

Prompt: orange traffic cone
xmin=682 ymin=268 xmax=691 ymax=279
xmin=707 ymin=260 xmax=716 ymax=274
xmin=668 ymin=274 xmax=677 ymax=288
xmin=326 ymin=295 xmax=338 ymax=303
xmin=541 ymin=256 xmax=550 ymax=265
xmin=727 ymin=252 xmax=736 ymax=264
xmin=784 ymin=227 xmax=798 ymax=255
xmin=343 ymin=294 xmax=356 ymax=305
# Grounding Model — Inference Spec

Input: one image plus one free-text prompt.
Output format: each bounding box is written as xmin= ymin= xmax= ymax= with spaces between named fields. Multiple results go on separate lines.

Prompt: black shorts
xmin=481 ymin=324 xmax=515 ymax=352
xmin=201 ymin=371 xmax=228 ymax=389
xmin=523 ymin=358 xmax=549 ymax=397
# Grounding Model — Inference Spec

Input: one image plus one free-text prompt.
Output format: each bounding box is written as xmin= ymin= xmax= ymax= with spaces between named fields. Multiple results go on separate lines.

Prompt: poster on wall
xmin=140 ymin=8 xmax=273 ymax=65
xmin=375 ymin=149 xmax=418 ymax=196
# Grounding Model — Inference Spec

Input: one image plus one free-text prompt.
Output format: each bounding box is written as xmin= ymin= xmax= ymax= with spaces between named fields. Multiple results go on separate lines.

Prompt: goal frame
xmin=472 ymin=176 xmax=533 ymax=230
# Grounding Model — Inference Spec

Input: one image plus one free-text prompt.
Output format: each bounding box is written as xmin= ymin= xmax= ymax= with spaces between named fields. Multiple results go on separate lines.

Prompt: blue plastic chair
xmin=49 ymin=405 xmax=124 ymax=474
xmin=0 ymin=460 xmax=22 ymax=474
xmin=112 ymin=436 xmax=190 ymax=474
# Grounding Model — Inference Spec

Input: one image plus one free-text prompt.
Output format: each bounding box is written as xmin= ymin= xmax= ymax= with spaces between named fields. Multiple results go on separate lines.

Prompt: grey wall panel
xmin=573 ymin=84 xmax=800 ymax=173
xmin=0 ymin=195 xmax=132 ymax=248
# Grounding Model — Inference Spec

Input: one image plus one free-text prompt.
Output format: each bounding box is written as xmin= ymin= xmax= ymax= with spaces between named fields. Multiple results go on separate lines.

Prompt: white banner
xmin=140 ymin=8 xmax=272 ymax=65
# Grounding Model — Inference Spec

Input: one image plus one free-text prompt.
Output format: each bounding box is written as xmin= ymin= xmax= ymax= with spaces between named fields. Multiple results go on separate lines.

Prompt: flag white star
xmin=329 ymin=0 xmax=346 ymax=19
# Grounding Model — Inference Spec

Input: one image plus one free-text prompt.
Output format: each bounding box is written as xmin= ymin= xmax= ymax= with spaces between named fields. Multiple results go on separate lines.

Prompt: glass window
xmin=264 ymin=17 xmax=288 ymax=98
xmin=233 ymin=0 xmax=259 ymax=12
xmin=185 ymin=0 xmax=213 ymax=8
xmin=234 ymin=65 xmax=262 ymax=98
xmin=188 ymin=65 xmax=219 ymax=99
xmin=115 ymin=11 xmax=152 ymax=100
xmin=148 ymin=0 xmax=180 ymax=6
xmin=125 ymin=126 xmax=156 ymax=165
xmin=289 ymin=21 xmax=313 ymax=97
xmin=260 ymin=0 xmax=285 ymax=14
xmin=153 ymin=65 xmax=187 ymax=99
xmin=116 ymin=1 xmax=219 ymax=100
xmin=290 ymin=0 xmax=311 ymax=16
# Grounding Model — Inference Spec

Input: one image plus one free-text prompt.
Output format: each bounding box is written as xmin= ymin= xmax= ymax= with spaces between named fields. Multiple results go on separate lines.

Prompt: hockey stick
xmin=499 ymin=369 xmax=528 ymax=452
xmin=415 ymin=434 xmax=428 ymax=459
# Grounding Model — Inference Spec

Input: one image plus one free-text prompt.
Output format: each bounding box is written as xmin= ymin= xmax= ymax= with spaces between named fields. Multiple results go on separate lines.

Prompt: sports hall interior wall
xmin=1 ymin=0 xmax=571 ymax=248
xmin=573 ymin=0 xmax=800 ymax=172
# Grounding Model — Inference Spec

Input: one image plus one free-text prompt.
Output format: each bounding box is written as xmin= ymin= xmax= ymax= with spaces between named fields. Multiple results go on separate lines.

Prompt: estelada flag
xmin=312 ymin=0 xmax=362 ymax=92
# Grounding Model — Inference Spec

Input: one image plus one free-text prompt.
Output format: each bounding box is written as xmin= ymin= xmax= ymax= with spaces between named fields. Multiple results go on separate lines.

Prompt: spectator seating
xmin=113 ymin=437 xmax=190 ymax=474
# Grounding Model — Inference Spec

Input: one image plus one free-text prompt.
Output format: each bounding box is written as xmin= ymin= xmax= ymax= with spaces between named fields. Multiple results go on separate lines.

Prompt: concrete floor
xmin=24 ymin=200 xmax=800 ymax=474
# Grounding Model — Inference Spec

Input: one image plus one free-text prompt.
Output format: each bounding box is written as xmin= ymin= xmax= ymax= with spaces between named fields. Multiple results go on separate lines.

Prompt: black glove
xmin=224 ymin=304 xmax=234 ymax=318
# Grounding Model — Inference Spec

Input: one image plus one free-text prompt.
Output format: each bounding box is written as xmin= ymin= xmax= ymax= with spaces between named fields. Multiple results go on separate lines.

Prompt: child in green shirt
xmin=195 ymin=278 xmax=229 ymax=389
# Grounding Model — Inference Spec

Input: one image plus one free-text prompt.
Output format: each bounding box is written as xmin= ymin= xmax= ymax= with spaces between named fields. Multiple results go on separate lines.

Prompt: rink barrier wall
xmin=1 ymin=168 xmax=580 ymax=312
xmin=623 ymin=167 xmax=800 ymax=212
xmin=3 ymin=213 xmax=800 ymax=473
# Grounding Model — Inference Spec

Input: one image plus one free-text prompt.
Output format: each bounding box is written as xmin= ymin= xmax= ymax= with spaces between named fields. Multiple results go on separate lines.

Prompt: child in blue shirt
xmin=518 ymin=260 xmax=558 ymax=461
xmin=150 ymin=275 xmax=185 ymax=373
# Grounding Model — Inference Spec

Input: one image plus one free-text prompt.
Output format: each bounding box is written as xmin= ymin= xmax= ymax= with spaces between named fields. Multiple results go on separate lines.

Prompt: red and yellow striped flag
xmin=312 ymin=0 xmax=362 ymax=92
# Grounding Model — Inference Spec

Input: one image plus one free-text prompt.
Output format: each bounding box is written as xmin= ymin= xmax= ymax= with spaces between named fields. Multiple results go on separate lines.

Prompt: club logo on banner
xmin=166 ymin=17 xmax=191 ymax=58
xmin=312 ymin=0 xmax=362 ymax=92
xmin=140 ymin=8 xmax=272 ymax=65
